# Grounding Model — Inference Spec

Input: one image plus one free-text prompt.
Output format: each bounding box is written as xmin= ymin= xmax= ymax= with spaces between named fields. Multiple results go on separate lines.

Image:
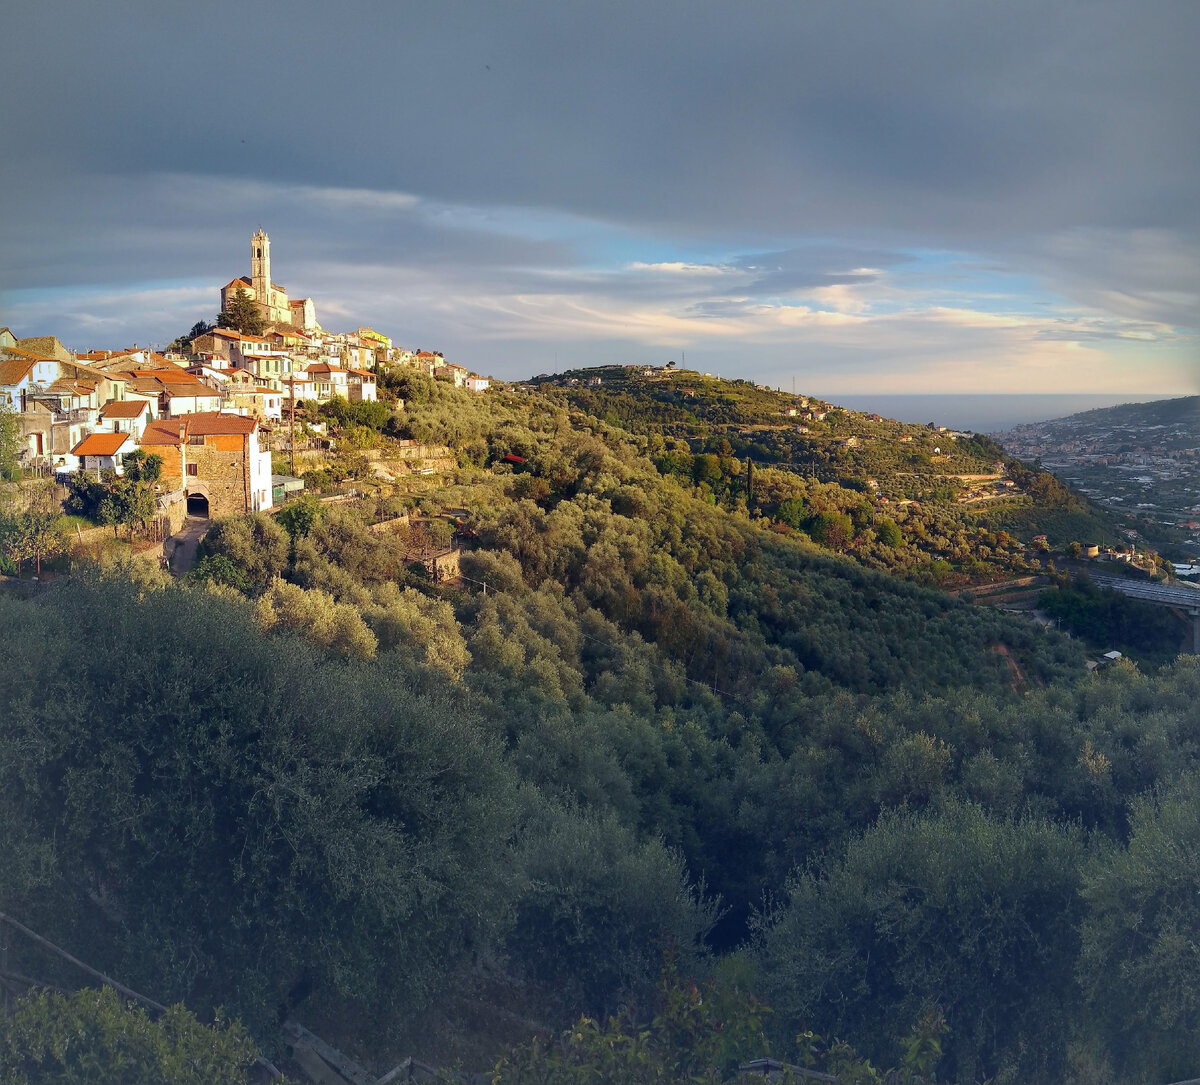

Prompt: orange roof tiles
xmin=0 ymin=358 xmax=37 ymax=385
xmin=100 ymin=401 xmax=150 ymax=418
xmin=141 ymin=412 xmax=258 ymax=447
xmin=72 ymin=432 xmax=131 ymax=457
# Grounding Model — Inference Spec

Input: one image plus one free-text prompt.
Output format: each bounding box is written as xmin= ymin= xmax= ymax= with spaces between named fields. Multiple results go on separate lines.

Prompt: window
xmin=188 ymin=436 xmax=205 ymax=446
xmin=186 ymin=463 xmax=198 ymax=476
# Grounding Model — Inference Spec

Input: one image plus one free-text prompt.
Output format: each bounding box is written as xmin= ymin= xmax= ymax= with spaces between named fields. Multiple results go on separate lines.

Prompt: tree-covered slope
xmin=534 ymin=366 xmax=1126 ymax=580
xmin=2 ymin=377 xmax=1198 ymax=1084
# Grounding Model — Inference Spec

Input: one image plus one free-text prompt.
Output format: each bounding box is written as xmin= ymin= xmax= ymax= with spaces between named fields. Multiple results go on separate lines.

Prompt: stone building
xmin=220 ymin=231 xmax=320 ymax=332
xmin=140 ymin=412 xmax=273 ymax=517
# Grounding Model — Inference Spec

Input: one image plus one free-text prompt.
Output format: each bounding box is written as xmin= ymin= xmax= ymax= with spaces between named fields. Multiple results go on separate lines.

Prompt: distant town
xmin=993 ymin=396 xmax=1200 ymax=574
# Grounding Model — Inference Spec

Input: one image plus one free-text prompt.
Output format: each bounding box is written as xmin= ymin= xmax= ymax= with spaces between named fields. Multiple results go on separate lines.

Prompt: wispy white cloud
xmin=627 ymin=261 xmax=732 ymax=275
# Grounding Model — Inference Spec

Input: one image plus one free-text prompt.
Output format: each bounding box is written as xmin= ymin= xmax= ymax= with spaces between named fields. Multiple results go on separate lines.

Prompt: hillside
xmin=535 ymin=365 xmax=1126 ymax=584
xmin=2 ymin=375 xmax=1199 ymax=1084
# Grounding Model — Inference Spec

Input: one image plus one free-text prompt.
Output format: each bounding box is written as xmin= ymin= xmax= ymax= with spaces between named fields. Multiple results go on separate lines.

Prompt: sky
xmin=2 ymin=1 xmax=1197 ymax=395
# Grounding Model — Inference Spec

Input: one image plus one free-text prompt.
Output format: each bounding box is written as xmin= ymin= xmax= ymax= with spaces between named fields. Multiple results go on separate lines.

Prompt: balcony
xmin=53 ymin=408 xmax=95 ymax=423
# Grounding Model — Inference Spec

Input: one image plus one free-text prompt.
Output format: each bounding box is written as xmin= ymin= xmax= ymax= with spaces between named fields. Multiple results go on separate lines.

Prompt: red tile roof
xmin=0 ymin=358 xmax=36 ymax=385
xmin=141 ymin=412 xmax=258 ymax=445
xmin=99 ymin=400 xmax=149 ymax=418
xmin=72 ymin=432 xmax=131 ymax=457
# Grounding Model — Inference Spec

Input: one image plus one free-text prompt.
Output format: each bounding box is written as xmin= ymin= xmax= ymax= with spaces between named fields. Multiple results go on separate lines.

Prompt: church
xmin=220 ymin=230 xmax=320 ymax=332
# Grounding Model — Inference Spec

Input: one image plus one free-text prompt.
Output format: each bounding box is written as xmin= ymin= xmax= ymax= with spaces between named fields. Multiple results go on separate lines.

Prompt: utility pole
xmin=289 ymin=375 xmax=296 ymax=476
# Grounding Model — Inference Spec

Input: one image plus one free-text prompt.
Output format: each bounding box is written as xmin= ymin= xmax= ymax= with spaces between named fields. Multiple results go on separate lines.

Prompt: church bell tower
xmin=251 ymin=229 xmax=271 ymax=307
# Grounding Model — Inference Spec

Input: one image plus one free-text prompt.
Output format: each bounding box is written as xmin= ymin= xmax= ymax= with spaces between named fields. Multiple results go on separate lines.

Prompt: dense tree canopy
xmin=0 ymin=987 xmax=262 ymax=1085
xmin=0 ymin=373 xmax=1194 ymax=1083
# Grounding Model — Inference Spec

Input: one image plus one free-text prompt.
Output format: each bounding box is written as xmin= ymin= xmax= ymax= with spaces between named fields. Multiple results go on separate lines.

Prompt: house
xmin=124 ymin=369 xmax=222 ymax=417
xmin=24 ymin=376 xmax=102 ymax=469
xmin=465 ymin=376 xmax=489 ymax=393
xmin=0 ymin=354 xmax=53 ymax=410
xmin=282 ymin=374 xmax=318 ymax=402
xmin=187 ymin=362 xmax=235 ymax=392
xmin=340 ymin=344 xmax=374 ymax=371
xmin=305 ymin=362 xmax=350 ymax=401
xmin=356 ymin=327 xmax=391 ymax=351
xmin=347 ymin=368 xmax=377 ymax=402
xmin=139 ymin=412 xmax=273 ymax=517
xmin=61 ymin=361 xmax=127 ymax=407
xmin=440 ymin=364 xmax=469 ymax=388
xmin=191 ymin=328 xmax=243 ymax=363
xmin=406 ymin=545 xmax=461 ymax=583
xmin=70 ymin=431 xmax=135 ymax=476
xmin=227 ymin=386 xmax=283 ymax=421
xmin=232 ymin=338 xmax=293 ymax=388
xmin=160 ymin=380 xmax=223 ymax=417
xmin=99 ymin=399 xmax=153 ymax=440
xmin=76 ymin=349 xmax=156 ymax=372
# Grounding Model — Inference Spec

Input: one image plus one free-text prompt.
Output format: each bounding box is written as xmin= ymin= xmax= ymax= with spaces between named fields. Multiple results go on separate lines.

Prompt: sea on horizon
xmin=813 ymin=393 xmax=1183 ymax=434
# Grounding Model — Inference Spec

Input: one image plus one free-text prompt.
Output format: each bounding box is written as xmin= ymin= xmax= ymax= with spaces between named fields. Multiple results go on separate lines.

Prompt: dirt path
xmin=990 ymin=642 xmax=1028 ymax=692
xmin=168 ymin=518 xmax=209 ymax=576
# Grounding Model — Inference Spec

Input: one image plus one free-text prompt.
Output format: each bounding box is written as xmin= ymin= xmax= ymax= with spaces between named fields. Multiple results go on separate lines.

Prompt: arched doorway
xmin=186 ymin=492 xmax=210 ymax=518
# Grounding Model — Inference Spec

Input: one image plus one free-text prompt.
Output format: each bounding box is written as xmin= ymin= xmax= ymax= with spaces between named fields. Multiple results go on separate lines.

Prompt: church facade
xmin=220 ymin=231 xmax=319 ymax=332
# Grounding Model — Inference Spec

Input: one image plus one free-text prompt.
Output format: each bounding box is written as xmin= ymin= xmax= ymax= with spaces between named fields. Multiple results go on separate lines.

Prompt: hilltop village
xmin=0 ymin=231 xmax=489 ymax=520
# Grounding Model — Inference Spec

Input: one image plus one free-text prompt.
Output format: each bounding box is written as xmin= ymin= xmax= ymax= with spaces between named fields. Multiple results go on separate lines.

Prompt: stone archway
xmin=186 ymin=492 xmax=210 ymax=518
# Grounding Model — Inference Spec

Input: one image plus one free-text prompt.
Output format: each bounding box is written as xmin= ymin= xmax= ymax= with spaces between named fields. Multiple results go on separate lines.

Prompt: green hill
xmin=1 ymin=373 xmax=1197 ymax=1084
xmin=535 ymin=366 xmax=1123 ymax=583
